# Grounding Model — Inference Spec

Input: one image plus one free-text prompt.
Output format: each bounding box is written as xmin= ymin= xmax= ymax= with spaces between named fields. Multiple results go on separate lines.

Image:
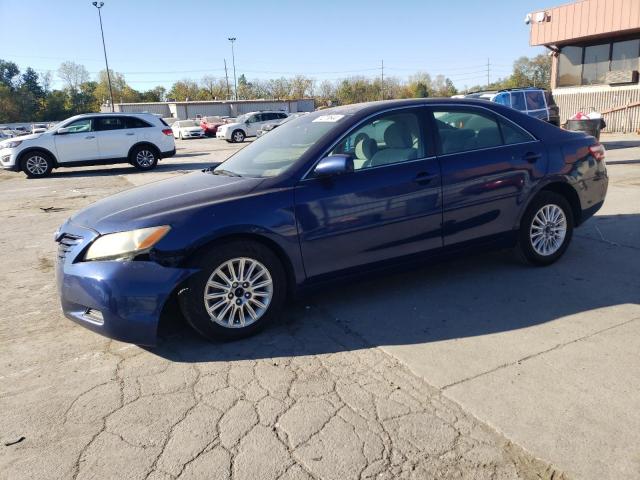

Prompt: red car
xmin=200 ymin=116 xmax=227 ymax=137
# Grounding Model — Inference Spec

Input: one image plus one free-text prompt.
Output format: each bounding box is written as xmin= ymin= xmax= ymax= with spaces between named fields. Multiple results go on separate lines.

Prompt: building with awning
xmin=528 ymin=0 xmax=640 ymax=131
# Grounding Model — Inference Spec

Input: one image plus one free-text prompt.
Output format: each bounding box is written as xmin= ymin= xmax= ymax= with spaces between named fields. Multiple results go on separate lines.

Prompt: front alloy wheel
xmin=204 ymin=257 xmax=273 ymax=328
xmin=180 ymin=240 xmax=286 ymax=341
xmin=23 ymin=153 xmax=52 ymax=178
xmin=232 ymin=130 xmax=245 ymax=143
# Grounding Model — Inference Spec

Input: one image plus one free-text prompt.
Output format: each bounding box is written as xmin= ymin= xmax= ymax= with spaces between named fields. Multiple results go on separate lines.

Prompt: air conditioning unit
xmin=605 ymin=70 xmax=639 ymax=85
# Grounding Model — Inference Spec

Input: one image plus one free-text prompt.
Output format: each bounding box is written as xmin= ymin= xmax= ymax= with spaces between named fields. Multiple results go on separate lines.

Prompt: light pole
xmin=228 ymin=37 xmax=238 ymax=100
xmin=92 ymin=1 xmax=114 ymax=112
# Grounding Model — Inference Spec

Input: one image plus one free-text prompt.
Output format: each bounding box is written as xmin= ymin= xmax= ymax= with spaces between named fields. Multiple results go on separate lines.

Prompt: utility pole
xmin=381 ymin=59 xmax=384 ymax=101
xmin=487 ymin=58 xmax=490 ymax=88
xmin=224 ymin=59 xmax=230 ymax=100
xmin=228 ymin=37 xmax=238 ymax=100
xmin=92 ymin=2 xmax=114 ymax=112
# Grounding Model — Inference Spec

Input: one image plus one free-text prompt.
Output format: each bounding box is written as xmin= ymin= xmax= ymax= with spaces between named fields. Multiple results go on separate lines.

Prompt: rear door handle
xmin=125 ymin=132 xmax=135 ymax=136
xmin=523 ymin=152 xmax=542 ymax=163
xmin=414 ymin=172 xmax=437 ymax=185
xmin=85 ymin=135 xmax=95 ymax=139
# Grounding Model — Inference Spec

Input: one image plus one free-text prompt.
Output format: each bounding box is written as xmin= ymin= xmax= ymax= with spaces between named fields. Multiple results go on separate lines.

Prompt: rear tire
xmin=130 ymin=145 xmax=158 ymax=171
xmin=22 ymin=151 xmax=53 ymax=178
xmin=179 ymin=240 xmax=286 ymax=341
xmin=517 ymin=191 xmax=574 ymax=266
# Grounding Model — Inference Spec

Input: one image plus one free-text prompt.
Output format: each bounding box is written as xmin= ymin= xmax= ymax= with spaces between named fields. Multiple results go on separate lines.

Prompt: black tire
xmin=179 ymin=240 xmax=287 ymax=341
xmin=517 ymin=191 xmax=574 ymax=266
xmin=231 ymin=129 xmax=245 ymax=143
xmin=130 ymin=145 xmax=158 ymax=171
xmin=21 ymin=151 xmax=53 ymax=178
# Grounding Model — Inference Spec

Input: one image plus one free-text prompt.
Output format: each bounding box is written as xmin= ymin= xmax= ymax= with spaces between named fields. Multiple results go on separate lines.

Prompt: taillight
xmin=588 ymin=143 xmax=605 ymax=162
xmin=162 ymin=129 xmax=173 ymax=136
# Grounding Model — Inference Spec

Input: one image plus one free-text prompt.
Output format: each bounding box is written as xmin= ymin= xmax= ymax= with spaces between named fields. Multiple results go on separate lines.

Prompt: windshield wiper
xmin=212 ymin=169 xmax=242 ymax=177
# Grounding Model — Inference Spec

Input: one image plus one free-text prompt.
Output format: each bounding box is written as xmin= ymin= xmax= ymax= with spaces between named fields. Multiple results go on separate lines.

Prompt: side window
xmin=330 ymin=111 xmax=423 ymax=170
xmin=262 ymin=113 xmax=275 ymax=121
xmin=95 ymin=117 xmax=125 ymax=131
xmin=248 ymin=115 xmax=259 ymax=123
xmin=125 ymin=117 xmax=151 ymax=128
xmin=434 ymin=109 xmax=502 ymax=154
xmin=525 ymin=91 xmax=545 ymax=111
xmin=64 ymin=118 xmax=92 ymax=133
xmin=494 ymin=93 xmax=510 ymax=106
xmin=278 ymin=113 xmax=288 ymax=119
xmin=510 ymin=92 xmax=526 ymax=111
xmin=499 ymin=119 xmax=535 ymax=145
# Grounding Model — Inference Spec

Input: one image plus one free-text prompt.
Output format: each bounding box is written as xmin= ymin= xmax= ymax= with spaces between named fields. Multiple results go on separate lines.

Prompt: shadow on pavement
xmin=150 ymin=213 xmax=640 ymax=363
xmin=601 ymin=139 xmax=640 ymax=150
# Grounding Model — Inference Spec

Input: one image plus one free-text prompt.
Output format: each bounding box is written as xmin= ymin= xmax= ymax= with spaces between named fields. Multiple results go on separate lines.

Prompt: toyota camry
xmin=55 ymin=99 xmax=608 ymax=345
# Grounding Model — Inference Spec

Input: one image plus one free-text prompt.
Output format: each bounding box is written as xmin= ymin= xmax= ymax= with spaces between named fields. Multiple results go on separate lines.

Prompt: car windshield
xmin=214 ymin=112 xmax=348 ymax=178
xmin=180 ymin=121 xmax=198 ymax=127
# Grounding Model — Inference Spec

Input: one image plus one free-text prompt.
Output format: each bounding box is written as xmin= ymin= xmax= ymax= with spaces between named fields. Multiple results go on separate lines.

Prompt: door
xmin=94 ymin=116 xmax=137 ymax=159
xmin=54 ymin=118 xmax=99 ymax=163
xmin=245 ymin=114 xmax=261 ymax=136
xmin=431 ymin=106 xmax=547 ymax=246
xmin=295 ymin=108 xmax=443 ymax=278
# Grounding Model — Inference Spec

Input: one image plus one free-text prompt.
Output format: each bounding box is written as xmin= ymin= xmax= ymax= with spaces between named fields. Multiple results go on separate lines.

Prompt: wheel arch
xmin=182 ymin=232 xmax=298 ymax=297
xmin=17 ymin=147 xmax=58 ymax=168
xmin=128 ymin=141 xmax=161 ymax=160
xmin=518 ymin=180 xmax=582 ymax=228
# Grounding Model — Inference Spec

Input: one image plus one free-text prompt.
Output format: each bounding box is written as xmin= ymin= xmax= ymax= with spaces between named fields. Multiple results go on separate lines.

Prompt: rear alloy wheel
xmin=517 ymin=191 xmax=574 ymax=266
xmin=22 ymin=152 xmax=53 ymax=178
xmin=231 ymin=129 xmax=245 ymax=143
xmin=131 ymin=146 xmax=158 ymax=171
xmin=180 ymin=241 xmax=286 ymax=341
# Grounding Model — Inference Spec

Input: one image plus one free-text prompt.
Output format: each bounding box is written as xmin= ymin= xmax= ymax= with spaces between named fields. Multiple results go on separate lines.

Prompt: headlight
xmin=2 ymin=140 xmax=22 ymax=149
xmin=84 ymin=225 xmax=170 ymax=261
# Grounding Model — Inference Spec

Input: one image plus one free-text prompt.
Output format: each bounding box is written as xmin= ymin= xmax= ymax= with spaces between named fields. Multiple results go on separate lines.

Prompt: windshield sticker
xmin=312 ymin=115 xmax=345 ymax=123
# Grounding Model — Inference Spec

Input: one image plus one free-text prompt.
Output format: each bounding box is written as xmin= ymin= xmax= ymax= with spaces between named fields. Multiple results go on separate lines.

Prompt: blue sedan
xmin=55 ymin=99 xmax=608 ymax=345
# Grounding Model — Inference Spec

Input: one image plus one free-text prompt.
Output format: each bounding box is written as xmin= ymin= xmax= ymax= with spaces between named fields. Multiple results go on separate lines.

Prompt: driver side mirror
xmin=313 ymin=155 xmax=354 ymax=178
xmin=56 ymin=127 xmax=71 ymax=135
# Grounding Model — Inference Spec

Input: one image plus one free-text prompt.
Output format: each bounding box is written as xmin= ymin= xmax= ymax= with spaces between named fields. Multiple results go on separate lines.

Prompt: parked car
xmin=31 ymin=123 xmax=48 ymax=134
xmin=55 ymin=98 xmax=608 ymax=345
xmin=256 ymin=112 xmax=308 ymax=137
xmin=216 ymin=111 xmax=289 ymax=142
xmin=0 ymin=113 xmax=176 ymax=178
xmin=12 ymin=126 xmax=30 ymax=137
xmin=462 ymin=88 xmax=560 ymax=126
xmin=0 ymin=130 xmax=13 ymax=140
xmin=200 ymin=116 xmax=226 ymax=137
xmin=172 ymin=120 xmax=206 ymax=139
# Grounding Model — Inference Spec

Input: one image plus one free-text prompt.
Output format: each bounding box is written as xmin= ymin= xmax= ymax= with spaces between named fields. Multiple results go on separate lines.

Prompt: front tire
xmin=22 ymin=151 xmax=53 ymax=178
xmin=179 ymin=241 xmax=286 ymax=341
xmin=130 ymin=146 xmax=158 ymax=171
xmin=517 ymin=191 xmax=574 ymax=266
xmin=231 ymin=129 xmax=245 ymax=143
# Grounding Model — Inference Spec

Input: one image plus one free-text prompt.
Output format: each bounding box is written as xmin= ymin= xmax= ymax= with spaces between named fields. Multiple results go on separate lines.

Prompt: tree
xmin=200 ymin=75 xmax=227 ymax=100
xmin=58 ymin=61 xmax=89 ymax=92
xmin=290 ymin=75 xmax=314 ymax=99
xmin=0 ymin=60 xmax=20 ymax=88
xmin=168 ymin=80 xmax=199 ymax=101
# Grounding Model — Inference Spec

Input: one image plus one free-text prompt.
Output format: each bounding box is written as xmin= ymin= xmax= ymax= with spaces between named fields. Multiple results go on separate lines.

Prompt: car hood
xmin=70 ymin=170 xmax=263 ymax=234
xmin=1 ymin=133 xmax=42 ymax=145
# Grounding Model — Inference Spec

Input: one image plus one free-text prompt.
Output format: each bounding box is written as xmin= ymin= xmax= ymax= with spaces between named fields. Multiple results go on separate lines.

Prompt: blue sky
xmin=0 ymin=0 xmax=550 ymax=91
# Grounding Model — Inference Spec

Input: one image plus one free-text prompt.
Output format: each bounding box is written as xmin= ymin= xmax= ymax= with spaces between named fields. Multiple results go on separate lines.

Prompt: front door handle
xmin=85 ymin=135 xmax=95 ymax=139
xmin=523 ymin=152 xmax=542 ymax=163
xmin=125 ymin=132 xmax=135 ymax=136
xmin=414 ymin=172 xmax=436 ymax=185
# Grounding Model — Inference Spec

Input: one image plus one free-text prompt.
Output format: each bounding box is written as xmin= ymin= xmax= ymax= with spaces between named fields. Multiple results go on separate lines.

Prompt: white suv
xmin=216 ymin=111 xmax=289 ymax=143
xmin=0 ymin=113 xmax=176 ymax=178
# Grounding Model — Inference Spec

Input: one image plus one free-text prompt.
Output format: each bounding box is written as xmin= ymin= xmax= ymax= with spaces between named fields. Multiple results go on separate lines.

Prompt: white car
xmin=172 ymin=120 xmax=205 ymax=139
xmin=0 ymin=113 xmax=176 ymax=178
xmin=216 ymin=111 xmax=289 ymax=143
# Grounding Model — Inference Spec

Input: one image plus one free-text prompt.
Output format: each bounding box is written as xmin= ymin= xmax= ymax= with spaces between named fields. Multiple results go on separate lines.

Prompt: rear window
xmin=159 ymin=118 xmax=169 ymax=127
xmin=126 ymin=117 xmax=152 ymax=128
xmin=525 ymin=91 xmax=545 ymax=111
